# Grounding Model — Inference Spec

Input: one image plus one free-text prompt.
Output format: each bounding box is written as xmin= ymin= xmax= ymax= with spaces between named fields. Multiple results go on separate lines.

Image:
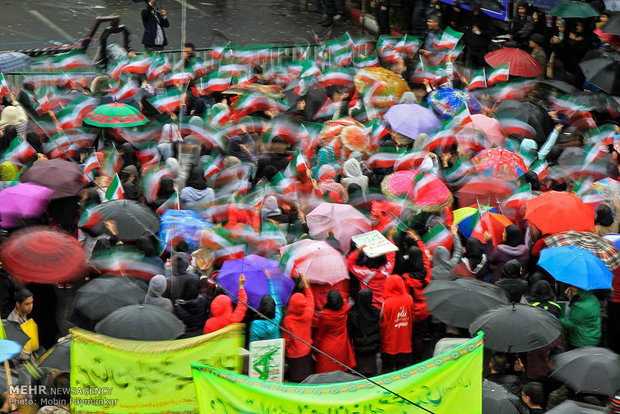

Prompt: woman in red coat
xmin=313 ymin=289 xmax=356 ymax=373
xmin=380 ymin=275 xmax=415 ymax=373
xmin=282 ymin=275 xmax=315 ymax=382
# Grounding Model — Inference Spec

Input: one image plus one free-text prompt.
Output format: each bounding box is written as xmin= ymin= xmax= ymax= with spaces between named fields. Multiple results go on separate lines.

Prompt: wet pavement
xmin=0 ymin=0 xmax=367 ymax=52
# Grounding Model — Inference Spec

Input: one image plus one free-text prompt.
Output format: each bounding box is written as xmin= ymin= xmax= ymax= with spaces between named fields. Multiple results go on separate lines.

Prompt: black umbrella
xmin=301 ymin=371 xmax=362 ymax=384
xmin=424 ymin=277 xmax=509 ymax=329
xmin=545 ymin=400 xmax=608 ymax=413
xmin=567 ymin=91 xmax=620 ymax=116
xmin=38 ymin=339 xmax=70 ymax=371
xmin=71 ymin=276 xmax=148 ymax=330
xmin=469 ymin=304 xmax=562 ymax=353
xmin=537 ymin=79 xmax=579 ymax=94
xmin=20 ymin=159 xmax=84 ymax=200
xmin=482 ymin=380 xmax=526 ymax=414
xmin=90 ymin=200 xmax=160 ymax=241
xmin=601 ymin=13 xmax=620 ymax=36
xmin=579 ymin=50 xmax=620 ymax=96
xmin=95 ymin=304 xmax=185 ymax=341
xmin=550 ymin=347 xmax=620 ymax=396
xmin=493 ymin=100 xmax=554 ymax=147
xmin=1 ymin=320 xmax=29 ymax=347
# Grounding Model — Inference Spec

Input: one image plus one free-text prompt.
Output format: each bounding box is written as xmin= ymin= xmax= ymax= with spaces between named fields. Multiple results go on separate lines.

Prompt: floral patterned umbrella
xmin=318 ymin=118 xmax=372 ymax=160
xmin=84 ymin=103 xmax=148 ymax=128
xmin=427 ymin=88 xmax=481 ymax=118
xmin=471 ymin=148 xmax=527 ymax=180
xmin=354 ymin=67 xmax=410 ymax=108
xmin=381 ymin=169 xmax=452 ymax=212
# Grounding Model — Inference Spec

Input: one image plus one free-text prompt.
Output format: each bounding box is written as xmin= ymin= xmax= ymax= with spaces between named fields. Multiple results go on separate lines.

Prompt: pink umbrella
xmin=305 ymin=202 xmax=371 ymax=253
xmin=456 ymin=114 xmax=505 ymax=148
xmin=0 ymin=183 xmax=55 ymax=228
xmin=279 ymin=239 xmax=349 ymax=285
xmin=471 ymin=148 xmax=527 ymax=180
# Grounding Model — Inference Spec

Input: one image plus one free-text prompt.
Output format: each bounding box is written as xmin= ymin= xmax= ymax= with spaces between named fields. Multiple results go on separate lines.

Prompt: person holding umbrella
xmin=249 ymin=269 xmax=282 ymax=343
xmin=203 ymin=274 xmax=247 ymax=334
xmin=561 ymin=285 xmax=601 ymax=348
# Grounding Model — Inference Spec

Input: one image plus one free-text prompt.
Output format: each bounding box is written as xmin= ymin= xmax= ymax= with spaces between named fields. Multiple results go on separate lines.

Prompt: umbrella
xmin=90 ymin=200 xmax=160 ymax=241
xmin=482 ymin=380 xmax=525 ymax=414
xmin=470 ymin=210 xmax=513 ymax=246
xmin=38 ymin=339 xmax=70 ymax=371
xmin=456 ymin=114 xmax=504 ymax=148
xmin=427 ymin=88 xmax=481 ymax=119
xmin=0 ymin=226 xmax=86 ymax=284
xmin=484 ymin=48 xmax=543 ymax=78
xmin=424 ymin=278 xmax=509 ymax=328
xmin=216 ymin=255 xmax=294 ymax=310
xmin=384 ymin=104 xmax=441 ymax=140
xmin=95 ymin=304 xmax=185 ymax=341
xmin=306 ymin=202 xmax=371 ymax=253
xmin=279 ymin=239 xmax=349 ymax=285
xmin=594 ymin=28 xmax=620 ymax=49
xmin=566 ymin=91 xmax=620 ymax=117
xmin=550 ymin=347 xmax=620 ymax=396
xmin=353 ymin=67 xmax=410 ymax=108
xmin=579 ymin=50 xmax=620 ymax=96
xmin=601 ymin=13 xmax=620 ymax=36
xmin=301 ymin=371 xmax=362 ymax=384
xmin=317 ymin=119 xmax=372 ymax=159
xmin=0 ymin=52 xmax=32 ymax=73
xmin=493 ymin=100 xmax=554 ymax=146
xmin=545 ymin=400 xmax=609 ymax=413
xmin=549 ymin=1 xmax=600 ymax=18
xmin=453 ymin=205 xmax=498 ymax=237
xmin=0 ymin=183 xmax=55 ymax=229
xmin=537 ymin=79 xmax=579 ymax=94
xmin=159 ymin=209 xmax=211 ymax=252
xmin=603 ymin=233 xmax=620 ymax=251
xmin=0 ymin=339 xmax=22 ymax=363
xmin=381 ymin=169 xmax=452 ymax=212
xmin=525 ymin=191 xmax=595 ymax=235
xmin=456 ymin=176 xmax=518 ymax=210
xmin=469 ymin=303 xmax=562 ymax=352
xmin=539 ymin=245 xmax=613 ymax=290
xmin=84 ymin=103 xmax=148 ymax=128
xmin=544 ymin=231 xmax=620 ymax=272
xmin=71 ymin=276 xmax=148 ymax=330
xmin=19 ymin=159 xmax=84 ymax=199
xmin=471 ymin=148 xmax=527 ymax=180
xmin=0 ymin=320 xmax=29 ymax=347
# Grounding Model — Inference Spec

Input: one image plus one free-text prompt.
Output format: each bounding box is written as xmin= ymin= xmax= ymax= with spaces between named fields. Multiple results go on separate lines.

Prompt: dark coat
xmin=495 ymin=260 xmax=528 ymax=303
xmin=141 ymin=3 xmax=169 ymax=47
xmin=174 ymin=296 xmax=207 ymax=338
xmin=487 ymin=243 xmax=529 ymax=283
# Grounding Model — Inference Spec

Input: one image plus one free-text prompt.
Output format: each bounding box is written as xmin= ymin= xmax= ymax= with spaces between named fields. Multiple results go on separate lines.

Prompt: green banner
xmin=192 ymin=333 xmax=483 ymax=414
xmin=70 ymin=324 xmax=244 ymax=413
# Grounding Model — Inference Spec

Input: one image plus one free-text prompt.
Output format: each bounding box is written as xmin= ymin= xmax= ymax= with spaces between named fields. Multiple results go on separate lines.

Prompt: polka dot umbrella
xmin=84 ymin=102 xmax=148 ymax=128
xmin=471 ymin=148 xmax=527 ymax=181
xmin=381 ymin=169 xmax=452 ymax=212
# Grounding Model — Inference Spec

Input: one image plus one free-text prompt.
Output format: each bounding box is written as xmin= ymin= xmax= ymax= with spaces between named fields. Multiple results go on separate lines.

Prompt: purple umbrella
xmin=384 ymin=103 xmax=441 ymax=140
xmin=0 ymin=183 xmax=55 ymax=228
xmin=216 ymin=254 xmax=294 ymax=310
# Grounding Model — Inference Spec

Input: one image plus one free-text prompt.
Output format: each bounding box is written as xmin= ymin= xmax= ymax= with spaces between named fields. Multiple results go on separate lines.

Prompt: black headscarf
xmin=119 ymin=142 xmax=138 ymax=168
xmin=464 ymin=238 xmax=485 ymax=268
xmin=529 ymin=280 xmax=555 ymax=302
xmin=123 ymin=182 xmax=140 ymax=200
xmin=500 ymin=259 xmax=522 ymax=280
xmin=405 ymin=246 xmax=427 ymax=281
xmin=503 ymin=225 xmax=523 ymax=247
xmin=0 ymin=126 xmax=17 ymax=153
xmin=324 ymin=289 xmax=344 ymax=311
xmin=347 ymin=288 xmax=380 ymax=353
xmin=350 ymin=289 xmax=379 ymax=326
xmin=595 ymin=205 xmax=614 ymax=227
xmin=257 ymin=295 xmax=276 ymax=320
xmin=186 ymin=165 xmax=207 ymax=190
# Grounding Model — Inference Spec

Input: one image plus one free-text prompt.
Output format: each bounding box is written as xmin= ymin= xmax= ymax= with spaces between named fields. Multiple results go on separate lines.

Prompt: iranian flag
xmin=208 ymin=103 xmax=231 ymax=125
xmin=567 ymin=111 xmax=597 ymax=132
xmin=299 ymin=61 xmax=322 ymax=78
xmin=313 ymin=98 xmax=339 ymax=120
xmin=208 ymin=44 xmax=231 ymax=60
xmin=122 ymin=56 xmax=151 ymax=74
xmin=146 ymin=54 xmax=172 ymax=80
xmin=353 ymin=53 xmax=380 ymax=69
xmin=433 ymin=26 xmax=464 ymax=50
xmin=530 ymin=159 xmax=549 ymax=180
xmin=201 ymin=71 xmax=231 ymax=95
xmin=497 ymin=116 xmax=536 ymax=139
xmin=585 ymin=124 xmax=617 ymax=146
xmin=315 ymin=68 xmax=355 ymax=89
xmin=156 ymin=190 xmax=180 ymax=215
xmin=284 ymin=150 xmax=309 ymax=177
xmin=164 ymin=71 xmax=194 ymax=86
xmin=148 ymin=89 xmax=182 ymax=113
xmin=421 ymin=223 xmax=453 ymax=255
xmin=0 ymin=137 xmax=36 ymax=166
xmin=110 ymin=80 xmax=141 ymax=102
xmin=549 ymin=94 xmax=583 ymax=118
xmin=82 ymin=151 xmax=101 ymax=183
xmin=231 ymin=93 xmax=287 ymax=119
xmin=466 ymin=68 xmax=487 ymax=91
xmin=52 ymin=50 xmax=91 ymax=71
xmin=325 ymin=33 xmax=354 ymax=66
xmin=0 ymin=73 xmax=9 ymax=99
xmin=179 ymin=123 xmax=224 ymax=149
xmin=366 ymin=151 xmax=402 ymax=169
xmin=486 ymin=64 xmax=510 ymax=86
xmin=142 ymin=164 xmax=172 ymax=203
xmin=203 ymin=154 xmax=225 ymax=180
xmin=394 ymin=151 xmax=429 ymax=171
xmin=78 ymin=206 xmax=103 ymax=229
xmin=443 ymin=158 xmax=472 ymax=183
xmin=105 ymin=174 xmax=124 ymax=200
xmin=56 ymin=96 xmax=99 ymax=130
xmin=410 ymin=59 xmax=440 ymax=85
xmin=36 ymin=90 xmax=79 ymax=115
xmin=218 ymin=64 xmax=247 ymax=77
xmin=108 ymin=60 xmax=127 ymax=81
xmin=136 ymin=145 xmax=160 ymax=169
xmin=89 ymin=251 xmax=164 ymax=280
xmin=103 ymin=145 xmax=123 ymax=178
xmin=366 ymin=118 xmax=390 ymax=146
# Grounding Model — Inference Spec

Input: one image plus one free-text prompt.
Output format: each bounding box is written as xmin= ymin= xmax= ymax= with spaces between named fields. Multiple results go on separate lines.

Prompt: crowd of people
xmin=0 ymin=2 xmax=619 ymax=411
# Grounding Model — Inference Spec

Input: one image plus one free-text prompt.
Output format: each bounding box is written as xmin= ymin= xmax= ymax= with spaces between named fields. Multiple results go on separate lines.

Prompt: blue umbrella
xmin=216 ymin=255 xmax=294 ymax=310
xmin=427 ymin=88 xmax=481 ymax=119
xmin=159 ymin=209 xmax=211 ymax=252
xmin=0 ymin=339 xmax=22 ymax=363
xmin=384 ymin=104 xmax=440 ymax=140
xmin=539 ymin=245 xmax=613 ymax=290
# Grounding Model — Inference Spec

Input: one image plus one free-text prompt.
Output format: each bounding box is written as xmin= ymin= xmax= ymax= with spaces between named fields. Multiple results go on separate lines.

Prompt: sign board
xmin=351 ymin=230 xmax=399 ymax=258
xmin=249 ymin=338 xmax=285 ymax=383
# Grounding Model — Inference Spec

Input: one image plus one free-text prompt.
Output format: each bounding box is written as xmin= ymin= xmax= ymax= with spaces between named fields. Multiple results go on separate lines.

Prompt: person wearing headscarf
xmin=174 ymin=275 xmax=206 ymax=338
xmin=313 ymin=289 xmax=356 ymax=373
xmin=312 ymin=146 xmax=339 ymax=179
xmin=495 ymin=259 xmax=528 ymax=303
xmin=452 ymin=237 xmax=490 ymax=281
xmin=158 ymin=124 xmax=182 ymax=161
xmin=380 ymin=275 xmax=415 ymax=373
xmin=595 ymin=203 xmax=620 ymax=236
xmin=145 ymin=275 xmax=173 ymax=312
xmin=341 ymin=158 xmax=369 ymax=196
xmin=317 ymin=165 xmax=347 ymax=203
xmin=0 ymin=98 xmax=28 ymax=137
xmin=168 ymin=253 xmax=199 ymax=303
xmin=487 ymin=225 xmax=530 ymax=283
xmin=249 ymin=270 xmax=282 ymax=343
xmin=119 ymin=142 xmax=139 ymax=169
xmin=149 ymin=176 xmax=175 ymax=211
xmin=282 ymin=275 xmax=315 ymax=382
xmin=203 ymin=274 xmax=247 ymax=334
xmin=528 ymin=280 xmax=562 ymax=319
xmin=431 ymin=227 xmax=463 ymax=280
xmin=180 ymin=165 xmax=214 ymax=209
xmin=227 ymin=134 xmax=255 ymax=162
xmin=347 ymin=289 xmax=381 ymax=377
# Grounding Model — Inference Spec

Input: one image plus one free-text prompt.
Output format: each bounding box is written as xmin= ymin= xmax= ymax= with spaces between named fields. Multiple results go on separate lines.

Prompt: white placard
xmin=249 ymin=338 xmax=285 ymax=383
xmin=351 ymin=230 xmax=399 ymax=258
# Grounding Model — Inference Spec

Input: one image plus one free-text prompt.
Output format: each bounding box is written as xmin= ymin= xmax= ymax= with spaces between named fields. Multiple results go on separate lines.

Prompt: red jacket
xmin=203 ymin=288 xmax=247 ymax=334
xmin=282 ymin=287 xmax=314 ymax=358
xmin=347 ymin=251 xmax=396 ymax=309
xmin=380 ymin=275 xmax=414 ymax=355
xmin=314 ymin=304 xmax=356 ymax=373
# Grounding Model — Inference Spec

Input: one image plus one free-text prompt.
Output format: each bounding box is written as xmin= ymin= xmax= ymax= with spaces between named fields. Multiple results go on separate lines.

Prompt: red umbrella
xmin=456 ymin=176 xmax=517 ymax=210
xmin=485 ymin=48 xmax=543 ymax=78
xmin=594 ymin=28 xmax=620 ymax=48
xmin=0 ymin=227 xmax=86 ymax=284
xmin=525 ymin=191 xmax=595 ymax=235
xmin=471 ymin=148 xmax=527 ymax=180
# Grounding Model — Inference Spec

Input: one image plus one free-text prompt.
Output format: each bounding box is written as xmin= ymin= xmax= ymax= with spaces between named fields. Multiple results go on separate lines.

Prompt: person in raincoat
xmin=560 ymin=286 xmax=601 ymax=348
xmin=203 ymin=274 xmax=247 ymax=334
xmin=380 ymin=275 xmax=415 ymax=372
xmin=282 ymin=275 xmax=314 ymax=382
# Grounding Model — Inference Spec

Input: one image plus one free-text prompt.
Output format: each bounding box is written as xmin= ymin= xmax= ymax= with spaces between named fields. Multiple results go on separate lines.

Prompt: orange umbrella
xmin=525 ymin=191 xmax=595 ymax=235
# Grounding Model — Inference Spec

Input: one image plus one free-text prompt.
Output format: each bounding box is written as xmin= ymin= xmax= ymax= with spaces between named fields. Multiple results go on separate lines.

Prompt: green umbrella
xmin=549 ymin=1 xmax=599 ymax=18
xmin=84 ymin=102 xmax=148 ymax=127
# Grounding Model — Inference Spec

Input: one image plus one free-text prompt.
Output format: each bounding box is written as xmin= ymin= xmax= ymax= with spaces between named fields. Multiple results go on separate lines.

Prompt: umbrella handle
xmin=4 ymin=360 xmax=16 ymax=411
